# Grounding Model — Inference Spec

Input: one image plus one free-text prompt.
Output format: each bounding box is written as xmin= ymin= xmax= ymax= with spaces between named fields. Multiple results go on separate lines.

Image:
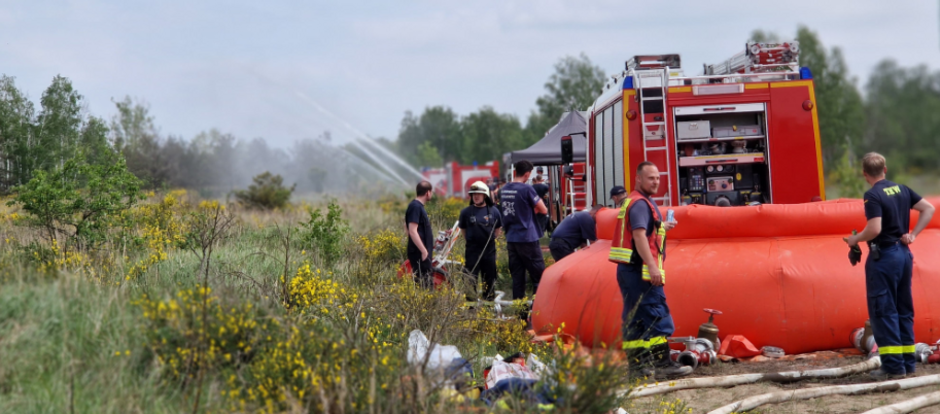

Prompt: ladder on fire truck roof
xmin=704 ymin=41 xmax=801 ymax=76
xmin=634 ymin=65 xmax=673 ymax=206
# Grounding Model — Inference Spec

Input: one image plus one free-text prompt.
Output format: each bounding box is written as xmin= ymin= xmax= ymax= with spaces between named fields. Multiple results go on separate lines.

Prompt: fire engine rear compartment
xmin=589 ymin=80 xmax=823 ymax=207
xmin=672 ymin=103 xmax=772 ymax=206
xmin=586 ymin=44 xmax=825 ymax=208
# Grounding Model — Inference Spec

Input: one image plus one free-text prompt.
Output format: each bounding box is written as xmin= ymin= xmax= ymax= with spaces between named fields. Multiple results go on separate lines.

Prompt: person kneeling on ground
xmin=548 ymin=205 xmax=601 ymax=262
xmin=459 ymin=181 xmax=502 ymax=301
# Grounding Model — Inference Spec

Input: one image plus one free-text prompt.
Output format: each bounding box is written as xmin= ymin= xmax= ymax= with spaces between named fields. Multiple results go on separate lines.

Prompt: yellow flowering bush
xmin=26 ymin=238 xmax=103 ymax=280
xmin=286 ymin=262 xmax=344 ymax=313
xmin=123 ymin=190 xmax=190 ymax=279
xmin=427 ymin=196 xmax=465 ymax=227
xmin=136 ymin=287 xmax=261 ymax=381
xmin=535 ymin=342 xmax=628 ymax=412
xmin=218 ymin=262 xmax=413 ymax=411
xmin=230 ymin=318 xmax=402 ymax=412
xmin=138 ymin=190 xmax=190 ymax=239
xmin=197 ymin=199 xmax=224 ymax=211
xmin=459 ymin=307 xmax=543 ymax=356
xmin=377 ymin=194 xmax=408 ymax=217
xmin=0 ymin=211 xmax=23 ymax=224
xmin=656 ymin=398 xmax=693 ymax=414
xmin=359 ymin=229 xmax=404 ymax=266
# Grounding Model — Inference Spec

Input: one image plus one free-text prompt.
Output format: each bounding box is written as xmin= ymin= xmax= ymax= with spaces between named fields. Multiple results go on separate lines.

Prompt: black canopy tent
xmin=506 ymin=111 xmax=589 ymax=231
xmin=510 ymin=111 xmax=587 ymax=165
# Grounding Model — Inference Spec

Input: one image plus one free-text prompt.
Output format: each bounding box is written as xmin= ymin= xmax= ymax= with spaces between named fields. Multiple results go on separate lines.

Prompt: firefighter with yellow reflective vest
xmin=609 ymin=161 xmax=692 ymax=380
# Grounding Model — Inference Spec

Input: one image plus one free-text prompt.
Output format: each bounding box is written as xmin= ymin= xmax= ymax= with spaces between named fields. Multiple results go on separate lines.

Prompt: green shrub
xmin=827 ymin=152 xmax=867 ymax=198
xmin=233 ymin=172 xmax=295 ymax=210
xmin=8 ymin=155 xmax=143 ymax=247
xmin=299 ymin=200 xmax=349 ymax=266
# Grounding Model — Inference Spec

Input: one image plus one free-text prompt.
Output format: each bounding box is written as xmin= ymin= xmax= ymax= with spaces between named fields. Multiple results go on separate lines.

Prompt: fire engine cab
xmin=587 ymin=42 xmax=824 ymax=207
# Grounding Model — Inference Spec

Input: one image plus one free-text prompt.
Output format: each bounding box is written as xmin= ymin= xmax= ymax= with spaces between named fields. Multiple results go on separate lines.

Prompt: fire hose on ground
xmin=462 ymin=291 xmax=532 ymax=319
xmin=707 ymin=373 xmax=940 ymax=414
xmin=492 ymin=291 xmax=525 ymax=318
xmin=860 ymin=389 xmax=940 ymax=414
xmin=624 ymin=356 xmax=882 ymax=398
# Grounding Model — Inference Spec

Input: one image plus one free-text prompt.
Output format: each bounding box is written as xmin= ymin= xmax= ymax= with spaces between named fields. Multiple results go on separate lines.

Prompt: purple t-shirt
xmin=500 ymin=182 xmax=542 ymax=243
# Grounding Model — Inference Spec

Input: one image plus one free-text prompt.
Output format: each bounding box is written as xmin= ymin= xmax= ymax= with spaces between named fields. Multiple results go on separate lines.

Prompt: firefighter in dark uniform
xmin=532 ymin=174 xmax=550 ymax=237
xmin=845 ymin=152 xmax=934 ymax=379
xmin=609 ymin=161 xmax=691 ymax=379
xmin=459 ymin=181 xmax=502 ymax=301
xmin=406 ymin=181 xmax=435 ymax=289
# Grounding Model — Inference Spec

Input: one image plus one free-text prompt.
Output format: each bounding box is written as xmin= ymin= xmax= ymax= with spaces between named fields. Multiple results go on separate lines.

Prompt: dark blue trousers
xmin=865 ymin=243 xmax=915 ymax=374
xmin=507 ymin=241 xmax=544 ymax=300
xmin=408 ymin=253 xmax=433 ymax=290
xmin=617 ymin=263 xmax=675 ymax=348
xmin=548 ymin=238 xmax=575 ymax=262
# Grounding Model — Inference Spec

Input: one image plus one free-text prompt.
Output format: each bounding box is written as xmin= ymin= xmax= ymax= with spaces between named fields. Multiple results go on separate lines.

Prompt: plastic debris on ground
xmin=407 ymin=330 xmax=473 ymax=389
xmin=760 ymin=345 xmax=785 ymax=358
xmin=408 ymin=331 xmax=626 ymax=412
xmin=526 ymin=353 xmax=549 ymax=377
xmin=480 ymin=378 xmax=555 ymax=409
xmin=478 ymin=351 xmax=571 ymax=410
xmin=485 ymin=353 xmax=540 ymax=389
xmin=407 ymin=329 xmax=462 ymax=369
xmin=718 ymin=334 xmax=762 ymax=358
xmin=716 ymin=334 xmax=862 ymax=363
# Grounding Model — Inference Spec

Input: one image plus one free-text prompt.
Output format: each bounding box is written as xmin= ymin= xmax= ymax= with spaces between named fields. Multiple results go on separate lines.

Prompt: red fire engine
xmin=587 ymin=42 xmax=823 ymax=207
xmin=421 ymin=161 xmax=500 ymax=198
xmin=555 ymin=162 xmax=588 ymax=213
xmin=531 ymin=41 xmax=931 ymax=355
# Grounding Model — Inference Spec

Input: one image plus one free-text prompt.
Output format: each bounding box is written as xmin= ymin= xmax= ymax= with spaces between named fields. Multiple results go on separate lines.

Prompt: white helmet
xmin=468 ymin=181 xmax=490 ymax=198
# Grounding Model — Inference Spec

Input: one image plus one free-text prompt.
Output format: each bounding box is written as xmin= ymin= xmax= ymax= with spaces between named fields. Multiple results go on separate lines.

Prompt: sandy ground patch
xmin=626 ymin=356 xmax=940 ymax=413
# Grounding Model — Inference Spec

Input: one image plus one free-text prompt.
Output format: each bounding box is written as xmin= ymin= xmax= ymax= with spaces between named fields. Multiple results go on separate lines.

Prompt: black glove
xmin=849 ymin=247 xmax=862 ymax=266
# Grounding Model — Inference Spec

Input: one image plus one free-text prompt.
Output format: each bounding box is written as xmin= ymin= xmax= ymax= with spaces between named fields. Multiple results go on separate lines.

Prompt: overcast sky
xmin=2 ymin=0 xmax=938 ymax=149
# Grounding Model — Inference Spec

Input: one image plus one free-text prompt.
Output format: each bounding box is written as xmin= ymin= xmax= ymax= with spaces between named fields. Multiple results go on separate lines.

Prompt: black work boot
xmin=869 ymin=368 xmax=905 ymax=380
xmin=625 ymin=349 xmax=655 ymax=381
xmin=651 ymin=343 xmax=692 ymax=379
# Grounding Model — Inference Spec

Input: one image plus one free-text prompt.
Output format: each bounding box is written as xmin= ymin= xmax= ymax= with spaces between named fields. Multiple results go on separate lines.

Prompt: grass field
xmin=2 ymin=189 xmax=937 ymax=414
xmin=0 ymin=191 xmax=626 ymax=413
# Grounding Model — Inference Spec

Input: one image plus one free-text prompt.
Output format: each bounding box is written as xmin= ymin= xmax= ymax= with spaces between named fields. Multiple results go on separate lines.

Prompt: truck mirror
xmin=561 ymin=136 xmax=573 ymax=164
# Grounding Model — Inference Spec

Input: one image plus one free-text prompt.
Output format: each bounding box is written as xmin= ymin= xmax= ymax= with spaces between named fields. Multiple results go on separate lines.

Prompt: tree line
xmin=394 ymin=26 xmax=940 ymax=181
xmin=389 ymin=54 xmax=605 ymax=168
xmin=0 ymin=78 xmax=396 ymax=196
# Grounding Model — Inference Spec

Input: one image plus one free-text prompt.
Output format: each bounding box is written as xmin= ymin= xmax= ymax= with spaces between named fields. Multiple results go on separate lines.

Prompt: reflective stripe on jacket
xmin=608 ymin=191 xmax=667 ymax=283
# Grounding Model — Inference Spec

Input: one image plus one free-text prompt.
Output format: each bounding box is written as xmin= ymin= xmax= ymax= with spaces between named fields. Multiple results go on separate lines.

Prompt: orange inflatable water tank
xmin=532 ymin=198 xmax=940 ymax=355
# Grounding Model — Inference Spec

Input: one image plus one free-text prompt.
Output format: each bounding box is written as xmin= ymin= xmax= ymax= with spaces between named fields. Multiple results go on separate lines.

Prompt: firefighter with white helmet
xmin=458 ymin=181 xmax=502 ymax=300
